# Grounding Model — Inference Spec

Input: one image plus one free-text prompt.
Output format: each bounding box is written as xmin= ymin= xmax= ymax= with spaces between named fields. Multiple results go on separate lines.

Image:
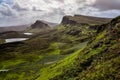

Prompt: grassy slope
xmin=0 ymin=42 xmax=87 ymax=80
xmin=0 ymin=39 xmax=4 ymax=44
xmin=0 ymin=23 xmax=93 ymax=80
xmin=0 ymin=15 xmax=113 ymax=80
xmin=37 ymin=48 xmax=84 ymax=80
xmin=49 ymin=16 xmax=120 ymax=80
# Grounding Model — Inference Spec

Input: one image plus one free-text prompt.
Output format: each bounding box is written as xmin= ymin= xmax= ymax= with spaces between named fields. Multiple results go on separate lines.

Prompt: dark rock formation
xmin=61 ymin=16 xmax=88 ymax=26
xmin=31 ymin=20 xmax=50 ymax=29
xmin=90 ymin=24 xmax=108 ymax=33
xmin=61 ymin=15 xmax=112 ymax=26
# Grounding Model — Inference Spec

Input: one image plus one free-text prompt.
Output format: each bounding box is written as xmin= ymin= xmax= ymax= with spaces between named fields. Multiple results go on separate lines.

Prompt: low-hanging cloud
xmin=0 ymin=0 xmax=120 ymax=26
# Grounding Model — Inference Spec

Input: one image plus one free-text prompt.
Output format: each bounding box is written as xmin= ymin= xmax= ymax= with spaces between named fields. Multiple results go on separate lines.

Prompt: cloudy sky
xmin=0 ymin=0 xmax=120 ymax=26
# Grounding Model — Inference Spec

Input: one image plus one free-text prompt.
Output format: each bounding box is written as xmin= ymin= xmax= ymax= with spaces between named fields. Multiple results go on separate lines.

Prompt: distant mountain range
xmin=0 ymin=25 xmax=30 ymax=33
xmin=0 ymin=20 xmax=58 ymax=33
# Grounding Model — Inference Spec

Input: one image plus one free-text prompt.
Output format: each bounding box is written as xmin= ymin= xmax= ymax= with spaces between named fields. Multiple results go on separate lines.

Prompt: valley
xmin=0 ymin=15 xmax=120 ymax=80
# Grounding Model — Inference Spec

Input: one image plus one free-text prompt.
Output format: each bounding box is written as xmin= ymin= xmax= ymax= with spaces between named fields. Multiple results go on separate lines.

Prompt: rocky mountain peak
xmin=31 ymin=20 xmax=50 ymax=29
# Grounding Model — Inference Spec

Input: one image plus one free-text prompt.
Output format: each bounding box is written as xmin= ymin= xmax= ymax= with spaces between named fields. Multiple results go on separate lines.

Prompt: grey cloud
xmin=44 ymin=0 xmax=64 ymax=4
xmin=0 ymin=3 xmax=17 ymax=17
xmin=76 ymin=0 xmax=86 ymax=3
xmin=91 ymin=0 xmax=120 ymax=10
xmin=56 ymin=0 xmax=64 ymax=3
xmin=12 ymin=2 xmax=28 ymax=11
xmin=51 ymin=8 xmax=66 ymax=15
xmin=44 ymin=0 xmax=52 ymax=3
xmin=32 ymin=7 xmax=43 ymax=12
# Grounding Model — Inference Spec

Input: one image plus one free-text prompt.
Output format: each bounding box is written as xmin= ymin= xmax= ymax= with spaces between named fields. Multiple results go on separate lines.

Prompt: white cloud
xmin=0 ymin=0 xmax=120 ymax=26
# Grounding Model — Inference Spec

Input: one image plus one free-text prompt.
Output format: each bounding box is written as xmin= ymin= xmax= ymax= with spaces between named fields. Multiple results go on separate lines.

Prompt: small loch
xmin=24 ymin=33 xmax=33 ymax=36
xmin=5 ymin=38 xmax=28 ymax=43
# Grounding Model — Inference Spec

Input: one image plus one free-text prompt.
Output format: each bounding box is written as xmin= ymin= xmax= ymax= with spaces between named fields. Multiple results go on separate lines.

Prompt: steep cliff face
xmin=61 ymin=16 xmax=82 ymax=25
xmin=61 ymin=15 xmax=111 ymax=26
xmin=31 ymin=20 xmax=50 ymax=29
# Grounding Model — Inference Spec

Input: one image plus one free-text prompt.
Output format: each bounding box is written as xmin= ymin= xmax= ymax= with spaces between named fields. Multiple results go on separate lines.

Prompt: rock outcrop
xmin=61 ymin=15 xmax=112 ymax=26
xmin=31 ymin=20 xmax=50 ymax=29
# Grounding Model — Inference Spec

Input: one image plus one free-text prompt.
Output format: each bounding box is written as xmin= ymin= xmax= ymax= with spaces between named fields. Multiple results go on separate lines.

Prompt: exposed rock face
xmin=61 ymin=16 xmax=73 ymax=24
xmin=31 ymin=20 xmax=50 ymax=29
xmin=61 ymin=16 xmax=88 ymax=26
xmin=90 ymin=24 xmax=108 ymax=33
xmin=61 ymin=15 xmax=112 ymax=26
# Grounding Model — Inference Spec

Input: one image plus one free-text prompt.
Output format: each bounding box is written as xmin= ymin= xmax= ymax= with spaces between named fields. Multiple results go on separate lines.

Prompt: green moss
xmin=46 ymin=42 xmax=61 ymax=55
xmin=37 ymin=49 xmax=84 ymax=80
xmin=0 ymin=39 xmax=4 ymax=44
xmin=80 ymin=56 xmax=120 ymax=80
xmin=0 ymin=59 xmax=25 ymax=69
xmin=96 ymin=30 xmax=106 ymax=40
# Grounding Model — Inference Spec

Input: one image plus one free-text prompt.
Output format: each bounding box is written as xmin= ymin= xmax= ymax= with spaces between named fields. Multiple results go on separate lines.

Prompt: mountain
xmin=0 ymin=15 xmax=120 ymax=80
xmin=48 ymin=16 xmax=120 ymax=80
xmin=62 ymin=14 xmax=112 ymax=25
xmin=42 ymin=20 xmax=58 ymax=28
xmin=31 ymin=20 xmax=50 ymax=29
xmin=0 ymin=25 xmax=29 ymax=33
xmin=27 ymin=20 xmax=52 ymax=33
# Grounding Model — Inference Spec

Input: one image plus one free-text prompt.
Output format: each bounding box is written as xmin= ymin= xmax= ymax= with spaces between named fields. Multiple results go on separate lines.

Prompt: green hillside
xmin=0 ymin=15 xmax=119 ymax=80
xmin=45 ymin=16 xmax=120 ymax=80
